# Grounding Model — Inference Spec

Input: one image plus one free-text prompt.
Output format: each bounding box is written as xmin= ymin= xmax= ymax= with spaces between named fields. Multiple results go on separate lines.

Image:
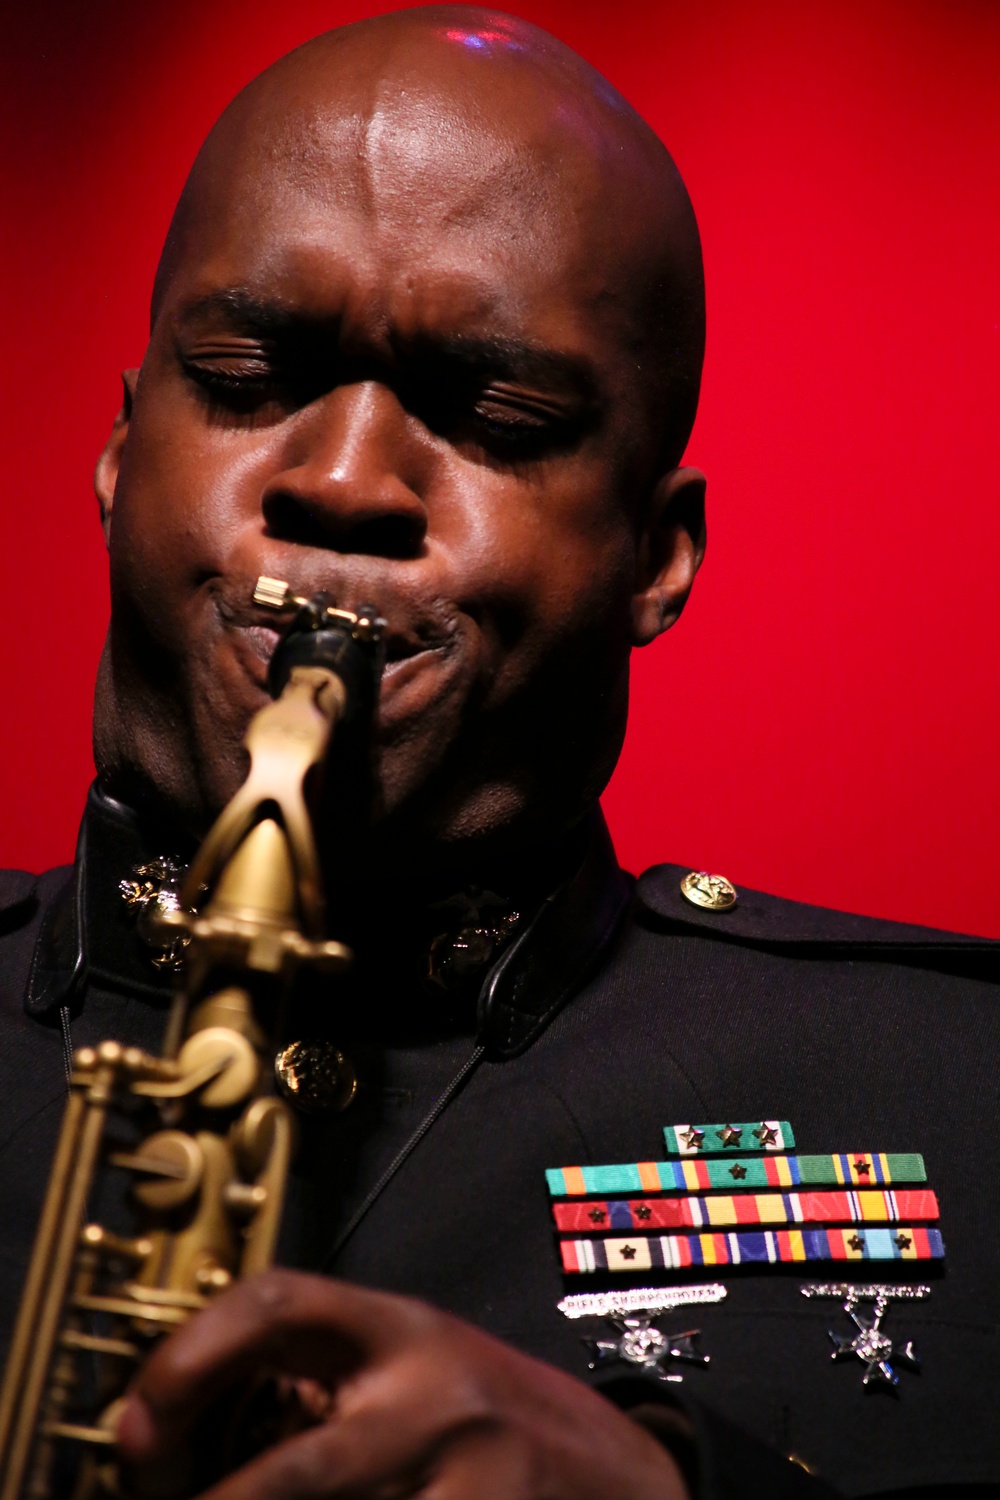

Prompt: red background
xmin=3 ymin=1 xmax=998 ymax=933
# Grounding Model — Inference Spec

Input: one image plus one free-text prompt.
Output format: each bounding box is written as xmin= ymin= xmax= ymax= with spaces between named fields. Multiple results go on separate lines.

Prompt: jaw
xmin=94 ymin=582 xmax=628 ymax=874
xmin=93 ymin=580 xmax=486 ymax=843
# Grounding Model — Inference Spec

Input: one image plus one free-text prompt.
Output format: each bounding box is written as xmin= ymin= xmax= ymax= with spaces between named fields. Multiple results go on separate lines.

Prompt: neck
xmin=80 ymin=783 xmax=609 ymax=1046
xmin=94 ymin=777 xmax=598 ymax=972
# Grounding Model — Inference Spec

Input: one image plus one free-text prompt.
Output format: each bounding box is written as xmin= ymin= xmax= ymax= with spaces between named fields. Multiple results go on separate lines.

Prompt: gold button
xmin=680 ymin=870 xmax=738 ymax=911
xmin=274 ymin=1040 xmax=358 ymax=1115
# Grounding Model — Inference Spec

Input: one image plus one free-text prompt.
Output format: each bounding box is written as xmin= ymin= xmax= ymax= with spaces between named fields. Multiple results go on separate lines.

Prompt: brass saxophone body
xmin=0 ymin=580 xmax=384 ymax=1499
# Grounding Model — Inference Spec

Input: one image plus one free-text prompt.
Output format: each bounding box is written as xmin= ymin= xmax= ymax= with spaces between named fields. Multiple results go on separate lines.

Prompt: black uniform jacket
xmin=0 ymin=788 xmax=997 ymax=1499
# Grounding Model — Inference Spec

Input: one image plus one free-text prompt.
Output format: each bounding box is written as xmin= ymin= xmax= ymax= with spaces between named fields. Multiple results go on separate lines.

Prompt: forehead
xmin=163 ymin=85 xmax=647 ymax=362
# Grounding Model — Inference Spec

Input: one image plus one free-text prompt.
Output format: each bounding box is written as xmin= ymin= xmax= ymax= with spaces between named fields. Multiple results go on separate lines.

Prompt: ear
xmin=94 ymin=369 xmax=138 ymax=547
xmin=630 ymin=465 xmax=707 ymax=646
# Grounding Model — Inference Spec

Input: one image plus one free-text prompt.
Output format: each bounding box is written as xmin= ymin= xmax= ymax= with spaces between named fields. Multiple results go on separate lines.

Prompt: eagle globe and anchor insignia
xmin=679 ymin=870 xmax=738 ymax=912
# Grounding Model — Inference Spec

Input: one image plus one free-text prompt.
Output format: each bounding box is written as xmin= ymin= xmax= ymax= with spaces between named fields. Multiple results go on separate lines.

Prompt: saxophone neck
xmin=159 ymin=583 xmax=384 ymax=1050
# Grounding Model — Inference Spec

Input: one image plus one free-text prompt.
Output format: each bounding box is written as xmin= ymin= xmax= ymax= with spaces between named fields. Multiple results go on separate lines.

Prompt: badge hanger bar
xmin=557 ymin=1282 xmax=727 ymax=1320
xmin=800 ymin=1282 xmax=932 ymax=1301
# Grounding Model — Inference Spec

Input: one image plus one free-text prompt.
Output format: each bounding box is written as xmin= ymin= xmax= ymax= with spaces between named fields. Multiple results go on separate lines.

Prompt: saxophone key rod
xmin=0 ymin=584 xmax=384 ymax=1498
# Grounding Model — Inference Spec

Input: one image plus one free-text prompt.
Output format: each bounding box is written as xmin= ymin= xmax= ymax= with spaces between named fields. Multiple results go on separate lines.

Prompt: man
xmin=0 ymin=8 xmax=996 ymax=1498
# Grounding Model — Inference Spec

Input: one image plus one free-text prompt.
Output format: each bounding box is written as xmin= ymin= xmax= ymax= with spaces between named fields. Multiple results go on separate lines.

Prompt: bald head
xmin=153 ymin=6 xmax=704 ymax=466
xmin=98 ymin=7 xmax=707 ymax=860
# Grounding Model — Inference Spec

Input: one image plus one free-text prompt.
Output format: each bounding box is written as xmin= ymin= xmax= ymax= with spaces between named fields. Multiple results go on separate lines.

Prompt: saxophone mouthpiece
xmin=252 ymin=577 xmax=386 ymax=645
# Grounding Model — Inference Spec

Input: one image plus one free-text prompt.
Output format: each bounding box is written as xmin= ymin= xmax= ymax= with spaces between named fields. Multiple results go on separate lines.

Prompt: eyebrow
xmin=413 ymin=334 xmax=599 ymax=402
xmin=175 ymin=287 xmax=296 ymax=334
xmin=176 ymin=288 xmax=600 ymax=400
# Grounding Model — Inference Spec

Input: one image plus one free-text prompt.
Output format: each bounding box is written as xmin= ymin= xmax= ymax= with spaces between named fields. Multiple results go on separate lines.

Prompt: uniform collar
xmin=25 ymin=785 xmax=632 ymax=1054
xmin=477 ymin=812 xmax=630 ymax=1056
xmin=25 ymin=785 xmax=182 ymax=1017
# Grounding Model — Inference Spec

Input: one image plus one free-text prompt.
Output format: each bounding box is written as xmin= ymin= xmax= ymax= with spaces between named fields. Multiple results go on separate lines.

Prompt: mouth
xmin=202 ymin=576 xmax=478 ymax=798
xmin=239 ymin=623 xmax=438 ymax=676
xmin=221 ymin=581 xmax=457 ymax=707
xmin=242 ymin=623 xmax=282 ymax=667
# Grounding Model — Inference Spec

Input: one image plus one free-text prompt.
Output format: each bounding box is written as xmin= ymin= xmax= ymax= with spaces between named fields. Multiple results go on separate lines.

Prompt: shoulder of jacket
xmin=635 ymin=861 xmax=996 ymax=954
xmin=0 ymin=864 xmax=72 ymax=926
xmin=0 ymin=868 xmax=39 ymax=911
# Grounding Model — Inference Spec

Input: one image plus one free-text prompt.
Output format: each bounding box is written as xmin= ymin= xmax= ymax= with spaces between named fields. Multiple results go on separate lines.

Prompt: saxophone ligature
xmin=0 ymin=579 xmax=384 ymax=1498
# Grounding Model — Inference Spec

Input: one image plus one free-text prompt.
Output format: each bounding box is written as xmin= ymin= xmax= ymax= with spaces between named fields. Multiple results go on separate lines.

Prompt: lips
xmin=237 ymin=619 xmax=438 ymax=683
xmin=215 ymin=572 xmax=455 ymax=661
xmin=242 ymin=623 xmax=281 ymax=665
xmin=212 ymin=572 xmax=464 ymax=734
xmin=236 ymin=618 xmax=440 ymax=675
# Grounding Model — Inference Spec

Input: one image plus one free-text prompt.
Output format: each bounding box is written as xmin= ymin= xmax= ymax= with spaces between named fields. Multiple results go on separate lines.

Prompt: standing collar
xmin=25 ymin=783 xmax=632 ymax=1053
xmin=25 ymin=784 xmax=182 ymax=1016
xmin=477 ymin=812 xmax=631 ymax=1056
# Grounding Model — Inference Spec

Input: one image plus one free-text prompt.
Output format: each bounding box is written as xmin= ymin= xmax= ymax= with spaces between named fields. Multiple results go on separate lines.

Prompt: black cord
xmin=59 ymin=1005 xmax=74 ymax=1087
xmin=322 ymin=1042 xmax=486 ymax=1270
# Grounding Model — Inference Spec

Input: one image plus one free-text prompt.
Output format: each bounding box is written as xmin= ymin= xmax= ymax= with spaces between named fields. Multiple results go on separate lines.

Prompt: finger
xmin=425 ymin=1428 xmax=533 ymax=1500
xmin=169 ymin=1388 xmax=495 ymax=1500
xmin=117 ymin=1270 xmax=432 ymax=1462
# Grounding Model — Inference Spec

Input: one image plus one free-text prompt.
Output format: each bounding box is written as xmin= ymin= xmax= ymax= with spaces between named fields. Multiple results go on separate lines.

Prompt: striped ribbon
xmin=546 ymin=1153 xmax=925 ymax=1197
xmin=664 ymin=1120 xmax=794 ymax=1155
xmin=553 ymin=1187 xmax=939 ymax=1233
xmin=560 ymin=1226 xmax=944 ymax=1275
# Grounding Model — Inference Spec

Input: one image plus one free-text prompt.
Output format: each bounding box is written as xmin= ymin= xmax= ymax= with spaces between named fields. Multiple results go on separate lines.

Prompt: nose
xmin=261 ymin=382 xmax=429 ymax=559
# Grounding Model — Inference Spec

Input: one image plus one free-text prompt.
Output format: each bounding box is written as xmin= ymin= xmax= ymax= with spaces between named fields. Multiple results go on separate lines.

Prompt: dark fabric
xmin=637 ymin=862 xmax=996 ymax=956
xmin=0 ymin=802 xmax=997 ymax=1498
xmin=24 ymin=786 xmax=186 ymax=1016
xmin=480 ymin=813 xmax=632 ymax=1056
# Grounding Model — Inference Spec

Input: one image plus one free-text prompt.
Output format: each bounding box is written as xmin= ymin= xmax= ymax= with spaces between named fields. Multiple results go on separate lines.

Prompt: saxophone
xmin=0 ymin=578 xmax=384 ymax=1498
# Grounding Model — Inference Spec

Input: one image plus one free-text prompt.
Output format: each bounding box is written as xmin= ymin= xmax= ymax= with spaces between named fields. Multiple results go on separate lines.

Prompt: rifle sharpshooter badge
xmin=585 ymin=1319 xmax=710 ymax=1384
xmin=801 ymin=1284 xmax=929 ymax=1392
xmin=665 ymin=1121 xmax=795 ymax=1154
xmin=557 ymin=1284 xmax=727 ymax=1319
xmin=558 ymin=1285 xmax=725 ymax=1385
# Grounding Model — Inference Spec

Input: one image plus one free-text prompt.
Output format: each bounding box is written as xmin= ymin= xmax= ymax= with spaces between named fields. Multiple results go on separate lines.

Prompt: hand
xmin=116 ymin=1269 xmax=689 ymax=1499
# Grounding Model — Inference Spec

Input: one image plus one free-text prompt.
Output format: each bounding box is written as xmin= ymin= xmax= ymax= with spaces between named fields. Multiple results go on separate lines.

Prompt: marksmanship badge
xmin=585 ymin=1317 xmax=710 ymax=1383
xmin=801 ymin=1283 xmax=929 ymax=1391
xmin=557 ymin=1283 xmax=727 ymax=1320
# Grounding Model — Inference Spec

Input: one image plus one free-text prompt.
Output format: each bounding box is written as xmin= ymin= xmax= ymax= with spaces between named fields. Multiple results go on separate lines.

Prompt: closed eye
xmin=468 ymin=404 xmax=557 ymax=459
xmin=410 ymin=379 xmax=591 ymax=463
xmin=180 ymin=355 xmax=310 ymax=424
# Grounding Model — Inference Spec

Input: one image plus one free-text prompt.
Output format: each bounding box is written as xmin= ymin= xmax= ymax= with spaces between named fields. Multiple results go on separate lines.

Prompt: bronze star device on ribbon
xmin=548 ymin=1116 xmax=944 ymax=1396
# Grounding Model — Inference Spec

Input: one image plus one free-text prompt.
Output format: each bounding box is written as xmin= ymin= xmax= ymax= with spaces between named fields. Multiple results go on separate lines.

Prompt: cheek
xmin=110 ymin=391 xmax=274 ymax=614
xmin=445 ymin=468 xmax=636 ymax=674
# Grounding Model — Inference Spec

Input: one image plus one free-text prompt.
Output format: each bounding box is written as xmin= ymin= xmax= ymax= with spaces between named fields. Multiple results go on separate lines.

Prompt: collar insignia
xmin=119 ymin=858 xmax=189 ymax=972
